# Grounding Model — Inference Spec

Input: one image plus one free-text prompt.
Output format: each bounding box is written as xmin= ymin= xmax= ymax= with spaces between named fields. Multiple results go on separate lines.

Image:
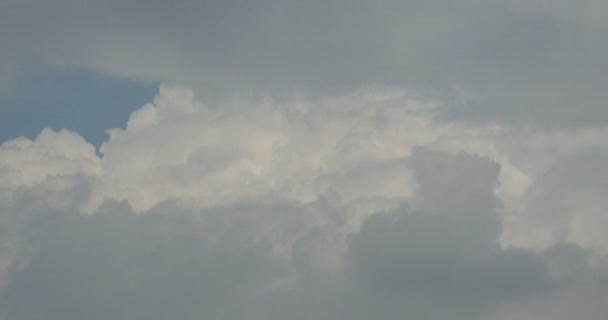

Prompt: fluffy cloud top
xmin=0 ymin=85 xmax=607 ymax=319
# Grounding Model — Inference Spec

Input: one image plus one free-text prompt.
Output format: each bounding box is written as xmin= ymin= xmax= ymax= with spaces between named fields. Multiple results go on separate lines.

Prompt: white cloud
xmin=1 ymin=84 xmax=607 ymax=247
xmin=0 ymin=129 xmax=100 ymax=189
xmin=1 ymin=85 xmax=608 ymax=319
xmin=94 ymin=85 xmax=438 ymax=212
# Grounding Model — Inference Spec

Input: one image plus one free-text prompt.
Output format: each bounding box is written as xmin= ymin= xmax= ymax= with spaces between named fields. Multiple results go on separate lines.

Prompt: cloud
xmin=96 ymin=86 xmax=438 ymax=212
xmin=0 ymin=129 xmax=100 ymax=189
xmin=3 ymin=1 xmax=608 ymax=316
xmin=1 ymin=144 xmax=607 ymax=320
xmin=347 ymin=149 xmax=608 ymax=319
xmin=2 ymin=0 xmax=608 ymax=127
xmin=506 ymin=154 xmax=608 ymax=255
xmin=0 ymin=85 xmax=607 ymax=319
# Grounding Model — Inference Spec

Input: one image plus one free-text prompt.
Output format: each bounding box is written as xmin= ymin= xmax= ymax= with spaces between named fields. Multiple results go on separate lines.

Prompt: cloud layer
xmin=1 ymin=85 xmax=607 ymax=319
xmin=3 ymin=0 xmax=608 ymax=127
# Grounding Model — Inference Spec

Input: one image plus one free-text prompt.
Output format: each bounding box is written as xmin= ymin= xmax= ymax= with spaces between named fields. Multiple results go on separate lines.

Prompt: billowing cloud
xmin=0 ymin=129 xmax=100 ymax=189
xmin=0 ymin=86 xmax=607 ymax=319
xmin=2 ymin=1 xmax=607 ymax=317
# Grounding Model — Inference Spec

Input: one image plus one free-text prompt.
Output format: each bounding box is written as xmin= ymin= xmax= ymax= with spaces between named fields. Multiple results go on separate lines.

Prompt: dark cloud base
xmin=1 ymin=150 xmax=606 ymax=320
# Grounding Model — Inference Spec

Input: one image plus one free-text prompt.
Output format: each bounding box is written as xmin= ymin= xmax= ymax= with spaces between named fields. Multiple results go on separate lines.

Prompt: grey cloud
xmin=348 ymin=149 xmax=608 ymax=319
xmin=350 ymin=211 xmax=550 ymax=319
xmin=349 ymin=208 xmax=608 ymax=320
xmin=2 ymin=0 xmax=608 ymax=126
xmin=349 ymin=149 xmax=527 ymax=318
xmin=1 ymin=149 xmax=607 ymax=320
xmin=515 ymin=153 xmax=608 ymax=252
xmin=1 ymin=202 xmax=285 ymax=320
xmin=408 ymin=148 xmax=500 ymax=218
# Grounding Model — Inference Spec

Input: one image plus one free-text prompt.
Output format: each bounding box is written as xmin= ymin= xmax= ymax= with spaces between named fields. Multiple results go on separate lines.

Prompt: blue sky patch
xmin=0 ymin=67 xmax=158 ymax=149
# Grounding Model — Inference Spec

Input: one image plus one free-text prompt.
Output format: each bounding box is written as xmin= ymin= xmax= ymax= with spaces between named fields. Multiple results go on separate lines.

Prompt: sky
xmin=0 ymin=1 xmax=607 ymax=319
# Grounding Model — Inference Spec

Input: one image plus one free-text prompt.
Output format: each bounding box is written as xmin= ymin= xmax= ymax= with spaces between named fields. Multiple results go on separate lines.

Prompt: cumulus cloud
xmin=0 ymin=129 xmax=100 ymax=189
xmin=0 ymin=85 xmax=607 ymax=319
xmin=2 ymin=0 xmax=608 ymax=317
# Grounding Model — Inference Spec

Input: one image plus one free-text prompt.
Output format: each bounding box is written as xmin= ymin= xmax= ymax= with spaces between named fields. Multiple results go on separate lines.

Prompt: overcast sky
xmin=1 ymin=1 xmax=607 ymax=319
